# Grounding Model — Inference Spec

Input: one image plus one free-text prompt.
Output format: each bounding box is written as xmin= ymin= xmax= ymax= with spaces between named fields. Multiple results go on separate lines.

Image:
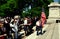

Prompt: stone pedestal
xmin=47 ymin=2 xmax=60 ymax=23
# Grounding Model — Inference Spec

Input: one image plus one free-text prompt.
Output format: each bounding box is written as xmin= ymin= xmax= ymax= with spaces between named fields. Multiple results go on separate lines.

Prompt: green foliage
xmin=22 ymin=12 xmax=30 ymax=17
xmin=0 ymin=0 xmax=53 ymax=18
xmin=31 ymin=0 xmax=53 ymax=18
xmin=0 ymin=13 xmax=5 ymax=17
xmin=0 ymin=0 xmax=17 ymax=10
xmin=0 ymin=0 xmax=17 ymax=16
xmin=30 ymin=7 xmax=41 ymax=17
xmin=21 ymin=0 xmax=53 ymax=18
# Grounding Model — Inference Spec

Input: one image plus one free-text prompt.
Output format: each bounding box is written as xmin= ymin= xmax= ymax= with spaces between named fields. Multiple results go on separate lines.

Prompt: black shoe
xmin=37 ymin=33 xmax=39 ymax=36
xmin=41 ymin=32 xmax=43 ymax=35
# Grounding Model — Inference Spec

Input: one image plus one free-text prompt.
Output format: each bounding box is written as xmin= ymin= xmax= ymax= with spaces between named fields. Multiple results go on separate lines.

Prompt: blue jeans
xmin=14 ymin=31 xmax=18 ymax=39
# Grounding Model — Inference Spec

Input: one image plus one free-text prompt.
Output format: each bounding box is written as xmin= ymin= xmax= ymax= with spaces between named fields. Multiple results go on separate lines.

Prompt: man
xmin=23 ymin=17 xmax=28 ymax=36
xmin=28 ymin=17 xmax=32 ymax=33
xmin=10 ymin=15 xmax=20 ymax=39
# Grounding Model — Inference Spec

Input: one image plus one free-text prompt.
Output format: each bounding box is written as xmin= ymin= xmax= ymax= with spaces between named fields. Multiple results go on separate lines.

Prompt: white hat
xmin=14 ymin=15 xmax=20 ymax=18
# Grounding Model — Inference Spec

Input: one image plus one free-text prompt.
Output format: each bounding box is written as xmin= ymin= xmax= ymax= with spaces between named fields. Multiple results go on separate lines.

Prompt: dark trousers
xmin=36 ymin=26 xmax=42 ymax=35
xmin=14 ymin=31 xmax=18 ymax=39
xmin=24 ymin=25 xmax=28 ymax=35
xmin=28 ymin=25 xmax=33 ymax=32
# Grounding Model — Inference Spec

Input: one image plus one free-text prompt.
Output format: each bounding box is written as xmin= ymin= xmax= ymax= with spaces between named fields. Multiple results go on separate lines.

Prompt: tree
xmin=29 ymin=0 xmax=53 ymax=18
xmin=0 ymin=0 xmax=53 ymax=17
xmin=0 ymin=0 xmax=18 ymax=17
xmin=59 ymin=0 xmax=60 ymax=3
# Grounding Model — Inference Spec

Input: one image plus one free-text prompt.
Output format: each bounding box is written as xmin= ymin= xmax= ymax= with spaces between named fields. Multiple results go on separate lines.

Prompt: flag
xmin=41 ymin=7 xmax=46 ymax=28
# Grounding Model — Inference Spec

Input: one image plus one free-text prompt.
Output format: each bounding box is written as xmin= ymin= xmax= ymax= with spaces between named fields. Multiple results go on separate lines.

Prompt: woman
xmin=36 ymin=19 xmax=42 ymax=35
xmin=0 ymin=19 xmax=7 ymax=39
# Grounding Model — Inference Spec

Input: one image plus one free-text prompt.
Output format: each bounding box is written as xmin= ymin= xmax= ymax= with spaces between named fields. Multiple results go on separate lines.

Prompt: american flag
xmin=41 ymin=7 xmax=46 ymax=28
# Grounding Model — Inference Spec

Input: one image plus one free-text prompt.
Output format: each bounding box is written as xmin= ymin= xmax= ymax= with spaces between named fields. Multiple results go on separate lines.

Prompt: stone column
xmin=47 ymin=2 xmax=60 ymax=23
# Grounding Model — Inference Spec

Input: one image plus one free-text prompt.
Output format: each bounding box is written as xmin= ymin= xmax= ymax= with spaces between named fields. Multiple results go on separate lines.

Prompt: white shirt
xmin=36 ymin=21 xmax=40 ymax=26
xmin=24 ymin=20 xmax=28 ymax=25
xmin=5 ymin=20 xmax=8 ymax=23
xmin=10 ymin=22 xmax=18 ymax=32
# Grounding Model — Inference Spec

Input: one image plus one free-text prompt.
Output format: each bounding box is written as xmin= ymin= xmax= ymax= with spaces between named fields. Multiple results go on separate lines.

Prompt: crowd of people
xmin=0 ymin=15 xmax=42 ymax=39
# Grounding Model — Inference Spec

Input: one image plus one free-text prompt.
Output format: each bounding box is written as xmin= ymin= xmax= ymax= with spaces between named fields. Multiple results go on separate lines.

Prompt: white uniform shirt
xmin=36 ymin=21 xmax=41 ymax=26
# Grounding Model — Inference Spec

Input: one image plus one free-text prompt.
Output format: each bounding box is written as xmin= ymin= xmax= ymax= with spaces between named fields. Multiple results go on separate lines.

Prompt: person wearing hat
xmin=10 ymin=15 xmax=21 ymax=39
xmin=14 ymin=15 xmax=20 ymax=19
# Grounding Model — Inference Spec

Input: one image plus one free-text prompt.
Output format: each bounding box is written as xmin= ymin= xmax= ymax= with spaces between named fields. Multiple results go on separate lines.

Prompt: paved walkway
xmin=25 ymin=23 xmax=59 ymax=39
xmin=58 ymin=23 xmax=60 ymax=39
xmin=36 ymin=23 xmax=59 ymax=39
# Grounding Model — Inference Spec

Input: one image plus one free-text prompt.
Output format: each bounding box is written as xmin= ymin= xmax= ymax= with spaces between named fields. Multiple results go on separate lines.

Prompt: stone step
xmin=52 ymin=23 xmax=59 ymax=39
xmin=45 ymin=23 xmax=56 ymax=39
xmin=25 ymin=31 xmax=37 ymax=39
xmin=58 ymin=23 xmax=60 ymax=39
xmin=42 ymin=24 xmax=49 ymax=33
xmin=25 ymin=24 xmax=49 ymax=39
xmin=36 ymin=23 xmax=55 ymax=39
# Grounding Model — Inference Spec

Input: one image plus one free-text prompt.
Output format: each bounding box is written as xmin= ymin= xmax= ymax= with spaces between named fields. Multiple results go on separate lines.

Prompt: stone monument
xmin=47 ymin=2 xmax=60 ymax=23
